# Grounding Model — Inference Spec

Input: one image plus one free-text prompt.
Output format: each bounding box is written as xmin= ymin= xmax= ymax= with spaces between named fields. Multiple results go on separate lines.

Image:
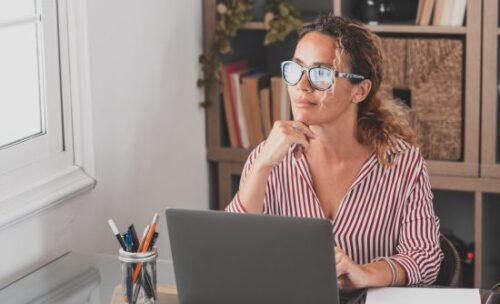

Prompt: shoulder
xmin=243 ymin=141 xmax=267 ymax=167
xmin=387 ymin=139 xmax=426 ymax=177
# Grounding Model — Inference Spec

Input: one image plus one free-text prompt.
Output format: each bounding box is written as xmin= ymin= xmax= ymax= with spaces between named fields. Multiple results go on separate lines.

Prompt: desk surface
xmin=0 ymin=252 xmax=494 ymax=304
xmin=0 ymin=252 xmax=177 ymax=304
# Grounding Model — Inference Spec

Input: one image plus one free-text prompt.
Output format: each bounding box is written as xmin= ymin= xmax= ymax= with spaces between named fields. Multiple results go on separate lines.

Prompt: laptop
xmin=166 ymin=208 xmax=340 ymax=304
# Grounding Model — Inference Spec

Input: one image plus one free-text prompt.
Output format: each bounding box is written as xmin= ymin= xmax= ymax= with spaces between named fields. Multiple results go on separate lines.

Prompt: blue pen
xmin=122 ymin=231 xmax=134 ymax=301
xmin=126 ymin=262 xmax=133 ymax=302
xmin=122 ymin=233 xmax=129 ymax=251
xmin=128 ymin=225 xmax=140 ymax=252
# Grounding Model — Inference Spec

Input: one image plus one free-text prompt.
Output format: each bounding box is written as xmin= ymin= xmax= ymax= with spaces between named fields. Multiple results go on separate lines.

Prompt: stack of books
xmin=416 ymin=0 xmax=467 ymax=26
xmin=221 ymin=60 xmax=292 ymax=148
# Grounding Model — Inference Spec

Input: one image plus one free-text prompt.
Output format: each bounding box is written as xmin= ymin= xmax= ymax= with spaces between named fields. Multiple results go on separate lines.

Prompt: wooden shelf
xmin=242 ymin=21 xmax=466 ymax=35
xmin=366 ymin=24 xmax=466 ymax=35
xmin=483 ymin=0 xmax=500 ymax=180
xmin=481 ymin=164 xmax=500 ymax=178
xmin=430 ymin=175 xmax=500 ymax=193
xmin=242 ymin=21 xmax=266 ymax=30
xmin=207 ymin=147 xmax=251 ymax=162
xmin=207 ymin=147 xmax=500 ymax=193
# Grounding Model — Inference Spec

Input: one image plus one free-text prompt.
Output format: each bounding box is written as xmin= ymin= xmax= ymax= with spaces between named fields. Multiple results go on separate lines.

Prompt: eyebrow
xmin=292 ymin=57 xmax=334 ymax=68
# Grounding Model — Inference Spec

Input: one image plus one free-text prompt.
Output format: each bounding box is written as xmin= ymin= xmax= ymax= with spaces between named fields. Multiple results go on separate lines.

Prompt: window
xmin=0 ymin=2 xmax=45 ymax=149
xmin=0 ymin=0 xmax=95 ymax=229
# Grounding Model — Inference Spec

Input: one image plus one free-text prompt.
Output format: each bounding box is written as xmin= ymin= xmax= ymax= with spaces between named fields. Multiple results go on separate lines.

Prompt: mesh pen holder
xmin=118 ymin=248 xmax=158 ymax=304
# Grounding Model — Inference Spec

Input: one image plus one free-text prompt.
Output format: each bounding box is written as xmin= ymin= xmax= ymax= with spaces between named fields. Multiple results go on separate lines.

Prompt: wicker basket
xmin=379 ymin=37 xmax=464 ymax=161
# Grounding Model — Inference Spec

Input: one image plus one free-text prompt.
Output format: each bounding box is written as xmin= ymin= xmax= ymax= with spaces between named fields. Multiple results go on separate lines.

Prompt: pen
xmin=147 ymin=232 xmax=159 ymax=251
xmin=126 ymin=260 xmax=133 ymax=302
xmin=128 ymin=224 xmax=140 ymax=252
xmin=123 ymin=232 xmax=134 ymax=252
xmin=108 ymin=219 xmax=126 ymax=250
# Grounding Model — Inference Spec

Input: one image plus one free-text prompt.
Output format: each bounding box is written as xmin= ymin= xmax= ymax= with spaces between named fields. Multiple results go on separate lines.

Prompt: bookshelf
xmin=482 ymin=0 xmax=500 ymax=179
xmin=243 ymin=20 xmax=468 ymax=34
xmin=481 ymin=0 xmax=500 ymax=290
xmin=203 ymin=0 xmax=500 ymax=288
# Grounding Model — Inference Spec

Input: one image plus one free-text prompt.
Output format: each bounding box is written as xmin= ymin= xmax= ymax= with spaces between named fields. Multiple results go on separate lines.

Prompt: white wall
xmin=0 ymin=0 xmax=208 ymax=286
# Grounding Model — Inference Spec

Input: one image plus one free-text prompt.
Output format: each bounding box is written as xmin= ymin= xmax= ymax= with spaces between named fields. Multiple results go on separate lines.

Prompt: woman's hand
xmin=254 ymin=121 xmax=316 ymax=169
xmin=335 ymin=247 xmax=371 ymax=290
xmin=335 ymin=247 xmax=407 ymax=289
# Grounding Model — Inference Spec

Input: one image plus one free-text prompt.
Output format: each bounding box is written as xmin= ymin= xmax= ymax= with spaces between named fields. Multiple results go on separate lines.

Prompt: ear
xmin=350 ymin=79 xmax=372 ymax=104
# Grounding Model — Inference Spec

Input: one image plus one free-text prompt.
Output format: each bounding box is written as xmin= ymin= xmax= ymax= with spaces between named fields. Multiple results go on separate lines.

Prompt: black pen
xmin=128 ymin=224 xmax=140 ymax=252
xmin=108 ymin=219 xmax=126 ymax=250
xmin=147 ymin=232 xmax=159 ymax=251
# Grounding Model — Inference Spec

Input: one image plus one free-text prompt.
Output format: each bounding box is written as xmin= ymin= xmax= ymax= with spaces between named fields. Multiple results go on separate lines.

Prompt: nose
xmin=296 ymin=71 xmax=313 ymax=92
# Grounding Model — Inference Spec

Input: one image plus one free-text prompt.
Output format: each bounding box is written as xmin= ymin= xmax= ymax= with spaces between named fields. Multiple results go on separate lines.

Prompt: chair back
xmin=435 ymin=233 xmax=462 ymax=287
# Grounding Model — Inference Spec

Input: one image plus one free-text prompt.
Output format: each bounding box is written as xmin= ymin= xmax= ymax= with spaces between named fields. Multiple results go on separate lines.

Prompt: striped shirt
xmin=226 ymin=140 xmax=443 ymax=285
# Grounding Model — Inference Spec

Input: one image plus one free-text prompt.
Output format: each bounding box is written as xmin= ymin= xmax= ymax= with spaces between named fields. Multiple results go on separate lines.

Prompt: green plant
xmin=263 ymin=0 xmax=303 ymax=46
xmin=197 ymin=0 xmax=252 ymax=107
xmin=197 ymin=0 xmax=302 ymax=107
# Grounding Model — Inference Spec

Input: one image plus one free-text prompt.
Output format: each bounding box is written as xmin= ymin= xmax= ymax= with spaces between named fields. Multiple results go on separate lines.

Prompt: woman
xmin=225 ymin=14 xmax=443 ymax=289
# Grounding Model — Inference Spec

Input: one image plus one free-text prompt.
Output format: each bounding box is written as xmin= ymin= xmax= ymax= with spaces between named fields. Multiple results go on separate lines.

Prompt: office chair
xmin=483 ymin=282 xmax=500 ymax=304
xmin=435 ymin=233 xmax=462 ymax=287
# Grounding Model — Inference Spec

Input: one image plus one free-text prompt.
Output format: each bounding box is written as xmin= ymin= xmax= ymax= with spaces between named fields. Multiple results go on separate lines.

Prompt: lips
xmin=294 ymin=100 xmax=318 ymax=108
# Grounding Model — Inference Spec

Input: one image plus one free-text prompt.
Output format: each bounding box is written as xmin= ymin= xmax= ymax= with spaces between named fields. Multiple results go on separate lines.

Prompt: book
xmin=415 ymin=0 xmax=424 ymax=24
xmin=279 ymin=78 xmax=291 ymax=121
xmin=433 ymin=0 xmax=455 ymax=26
xmin=260 ymin=87 xmax=272 ymax=137
xmin=231 ymin=69 xmax=251 ymax=148
xmin=442 ymin=0 xmax=455 ymax=25
xmin=419 ymin=0 xmax=435 ymax=25
xmin=271 ymin=77 xmax=291 ymax=122
xmin=221 ymin=61 xmax=248 ymax=147
xmin=450 ymin=0 xmax=466 ymax=26
xmin=241 ymin=73 xmax=267 ymax=146
xmin=432 ymin=0 xmax=445 ymax=25
xmin=271 ymin=77 xmax=282 ymax=123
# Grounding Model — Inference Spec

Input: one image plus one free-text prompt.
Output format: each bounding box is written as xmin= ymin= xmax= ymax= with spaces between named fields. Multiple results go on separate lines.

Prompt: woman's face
xmin=288 ymin=31 xmax=359 ymax=126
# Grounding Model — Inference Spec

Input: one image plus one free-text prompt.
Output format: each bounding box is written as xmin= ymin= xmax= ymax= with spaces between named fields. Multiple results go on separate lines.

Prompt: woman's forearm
xmin=238 ymin=159 xmax=273 ymax=213
xmin=361 ymin=260 xmax=407 ymax=287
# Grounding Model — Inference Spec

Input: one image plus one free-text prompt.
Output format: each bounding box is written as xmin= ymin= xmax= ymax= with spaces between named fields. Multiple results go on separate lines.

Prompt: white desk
xmin=0 ymin=252 xmax=495 ymax=304
xmin=0 ymin=252 xmax=176 ymax=304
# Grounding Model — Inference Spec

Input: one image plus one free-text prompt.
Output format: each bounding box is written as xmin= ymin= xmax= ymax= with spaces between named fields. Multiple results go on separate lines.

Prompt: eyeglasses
xmin=280 ymin=60 xmax=365 ymax=91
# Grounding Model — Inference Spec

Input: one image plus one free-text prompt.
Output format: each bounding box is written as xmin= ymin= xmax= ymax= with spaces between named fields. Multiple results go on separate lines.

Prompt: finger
xmin=290 ymin=136 xmax=310 ymax=152
xmin=336 ymin=260 xmax=348 ymax=277
xmin=337 ymin=277 xmax=346 ymax=289
xmin=293 ymin=121 xmax=316 ymax=139
xmin=335 ymin=246 xmax=345 ymax=253
xmin=335 ymin=253 xmax=343 ymax=265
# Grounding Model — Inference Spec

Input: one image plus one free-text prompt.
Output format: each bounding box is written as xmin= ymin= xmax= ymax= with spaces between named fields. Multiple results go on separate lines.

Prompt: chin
xmin=292 ymin=113 xmax=315 ymax=125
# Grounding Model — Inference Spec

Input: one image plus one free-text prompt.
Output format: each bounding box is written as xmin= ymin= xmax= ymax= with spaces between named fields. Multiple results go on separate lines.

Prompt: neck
xmin=307 ymin=110 xmax=370 ymax=164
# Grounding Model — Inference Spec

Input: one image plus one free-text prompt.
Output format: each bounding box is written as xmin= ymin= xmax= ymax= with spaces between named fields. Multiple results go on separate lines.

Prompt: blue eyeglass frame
xmin=280 ymin=60 xmax=365 ymax=91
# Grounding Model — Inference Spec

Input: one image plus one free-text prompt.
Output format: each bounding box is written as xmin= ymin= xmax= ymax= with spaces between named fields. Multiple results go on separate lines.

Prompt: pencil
xmin=133 ymin=213 xmax=159 ymax=283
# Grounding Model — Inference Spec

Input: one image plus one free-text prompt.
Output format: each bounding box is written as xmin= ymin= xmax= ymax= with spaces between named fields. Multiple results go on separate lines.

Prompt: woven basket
xmin=379 ymin=37 xmax=464 ymax=161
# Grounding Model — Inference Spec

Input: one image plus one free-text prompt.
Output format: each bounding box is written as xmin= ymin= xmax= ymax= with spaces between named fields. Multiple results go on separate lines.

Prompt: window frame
xmin=0 ymin=0 xmax=96 ymax=229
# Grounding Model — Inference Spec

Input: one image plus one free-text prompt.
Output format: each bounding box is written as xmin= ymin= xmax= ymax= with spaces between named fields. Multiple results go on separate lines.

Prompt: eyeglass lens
xmin=283 ymin=61 xmax=332 ymax=90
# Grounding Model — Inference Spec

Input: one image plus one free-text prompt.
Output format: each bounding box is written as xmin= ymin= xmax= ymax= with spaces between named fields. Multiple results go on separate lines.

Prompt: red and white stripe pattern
xmin=226 ymin=140 xmax=443 ymax=285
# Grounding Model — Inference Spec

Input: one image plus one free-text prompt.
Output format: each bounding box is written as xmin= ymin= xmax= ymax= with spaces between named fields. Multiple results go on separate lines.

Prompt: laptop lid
xmin=166 ymin=208 xmax=339 ymax=304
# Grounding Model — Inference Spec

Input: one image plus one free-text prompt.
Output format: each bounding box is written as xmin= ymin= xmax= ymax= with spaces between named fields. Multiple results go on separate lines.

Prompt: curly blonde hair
xmin=299 ymin=14 xmax=417 ymax=166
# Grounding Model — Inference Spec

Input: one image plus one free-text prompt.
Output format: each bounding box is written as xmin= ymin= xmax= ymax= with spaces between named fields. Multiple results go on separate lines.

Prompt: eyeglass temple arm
xmin=335 ymin=71 xmax=365 ymax=80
